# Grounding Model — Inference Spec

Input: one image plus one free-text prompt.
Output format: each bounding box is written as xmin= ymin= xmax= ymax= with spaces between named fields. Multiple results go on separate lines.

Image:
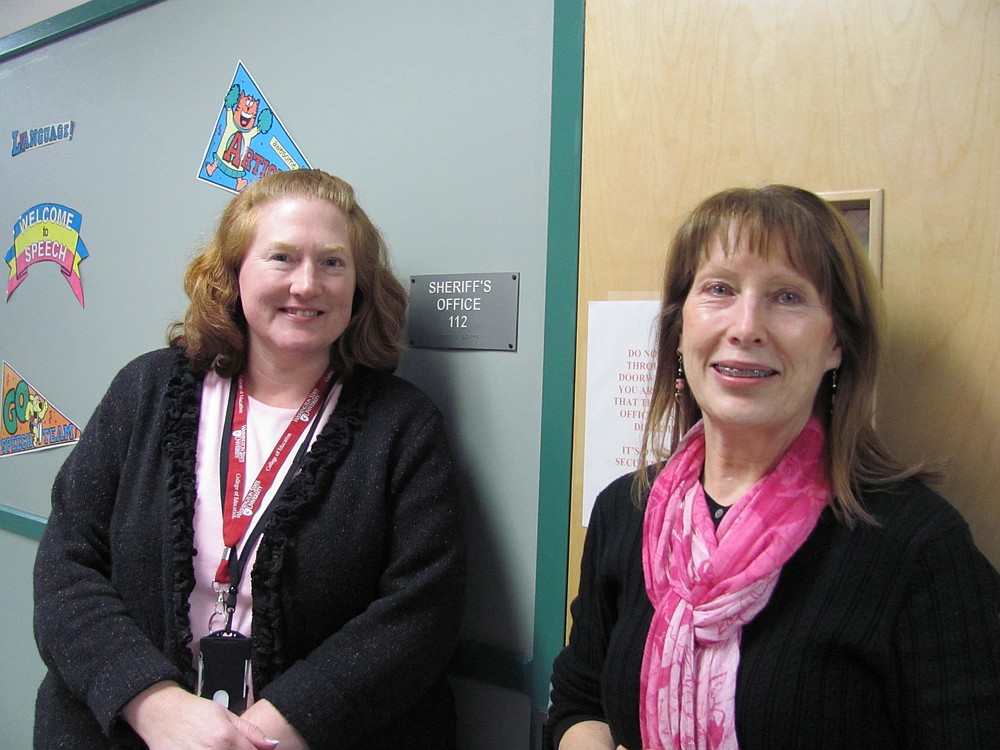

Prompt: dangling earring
xmin=674 ymin=354 xmax=686 ymax=402
xmin=829 ymin=368 xmax=838 ymax=414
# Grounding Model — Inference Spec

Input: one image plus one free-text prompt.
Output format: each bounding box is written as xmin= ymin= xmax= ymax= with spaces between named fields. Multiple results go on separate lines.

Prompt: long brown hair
xmin=638 ymin=185 xmax=930 ymax=524
xmin=169 ymin=169 xmax=406 ymax=376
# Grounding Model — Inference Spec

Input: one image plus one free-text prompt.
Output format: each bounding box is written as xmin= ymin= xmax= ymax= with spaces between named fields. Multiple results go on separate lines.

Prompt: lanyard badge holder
xmin=197 ymin=371 xmax=334 ymax=714
xmin=197 ymin=630 xmax=251 ymax=714
xmin=198 ymin=548 xmax=252 ymax=714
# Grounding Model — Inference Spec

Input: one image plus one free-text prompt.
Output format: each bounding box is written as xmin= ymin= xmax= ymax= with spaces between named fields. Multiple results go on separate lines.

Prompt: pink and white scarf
xmin=639 ymin=417 xmax=830 ymax=750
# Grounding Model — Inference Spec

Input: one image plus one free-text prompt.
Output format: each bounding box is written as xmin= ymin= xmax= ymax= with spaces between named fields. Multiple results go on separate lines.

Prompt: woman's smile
xmin=279 ymin=307 xmax=322 ymax=317
xmin=712 ymin=363 xmax=778 ymax=379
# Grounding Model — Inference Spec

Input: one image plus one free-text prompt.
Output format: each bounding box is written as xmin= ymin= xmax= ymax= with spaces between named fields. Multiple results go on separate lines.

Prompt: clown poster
xmin=6 ymin=203 xmax=89 ymax=306
xmin=1 ymin=362 xmax=81 ymax=458
xmin=197 ymin=61 xmax=310 ymax=193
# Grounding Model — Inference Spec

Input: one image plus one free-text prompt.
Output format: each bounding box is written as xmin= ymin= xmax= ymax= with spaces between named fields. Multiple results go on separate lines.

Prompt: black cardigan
xmin=34 ymin=347 xmax=466 ymax=749
xmin=547 ymin=472 xmax=1000 ymax=749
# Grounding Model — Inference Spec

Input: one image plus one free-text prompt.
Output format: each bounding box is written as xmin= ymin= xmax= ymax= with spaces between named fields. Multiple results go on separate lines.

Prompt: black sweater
xmin=547 ymin=472 xmax=1000 ymax=749
xmin=34 ymin=348 xmax=466 ymax=749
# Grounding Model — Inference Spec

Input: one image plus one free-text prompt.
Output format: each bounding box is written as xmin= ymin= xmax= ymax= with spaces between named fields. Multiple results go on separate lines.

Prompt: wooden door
xmin=568 ymin=0 xmax=1000 ymax=615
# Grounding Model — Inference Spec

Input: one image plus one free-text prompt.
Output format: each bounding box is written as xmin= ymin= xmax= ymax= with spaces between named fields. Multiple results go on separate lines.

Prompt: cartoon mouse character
xmin=205 ymin=83 xmax=273 ymax=191
xmin=26 ymin=392 xmax=49 ymax=447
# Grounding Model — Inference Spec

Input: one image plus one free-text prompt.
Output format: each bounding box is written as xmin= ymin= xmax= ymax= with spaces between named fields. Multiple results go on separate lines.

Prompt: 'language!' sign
xmin=11 ymin=120 xmax=74 ymax=157
xmin=407 ymin=273 xmax=520 ymax=351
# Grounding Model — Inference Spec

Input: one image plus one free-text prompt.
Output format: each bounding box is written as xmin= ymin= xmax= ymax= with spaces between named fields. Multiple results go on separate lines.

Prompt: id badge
xmin=197 ymin=630 xmax=251 ymax=714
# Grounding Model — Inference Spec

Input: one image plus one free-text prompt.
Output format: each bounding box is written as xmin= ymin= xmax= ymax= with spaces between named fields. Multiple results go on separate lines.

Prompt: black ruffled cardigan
xmin=34 ymin=347 xmax=465 ymax=749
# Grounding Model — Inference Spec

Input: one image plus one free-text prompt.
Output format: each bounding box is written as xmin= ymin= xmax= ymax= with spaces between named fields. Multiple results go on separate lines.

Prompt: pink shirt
xmin=188 ymin=372 xmax=340 ymax=675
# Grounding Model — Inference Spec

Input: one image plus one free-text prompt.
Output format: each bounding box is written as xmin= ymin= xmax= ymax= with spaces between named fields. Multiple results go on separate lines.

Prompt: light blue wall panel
xmin=0 ymin=1 xmax=572 ymax=747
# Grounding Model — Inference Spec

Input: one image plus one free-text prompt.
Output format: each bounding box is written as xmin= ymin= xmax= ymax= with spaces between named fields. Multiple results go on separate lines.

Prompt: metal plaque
xmin=407 ymin=272 xmax=520 ymax=351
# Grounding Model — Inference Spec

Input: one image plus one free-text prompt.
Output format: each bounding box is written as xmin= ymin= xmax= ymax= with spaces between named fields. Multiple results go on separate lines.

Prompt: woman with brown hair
xmin=34 ymin=169 xmax=465 ymax=749
xmin=547 ymin=185 xmax=1000 ymax=749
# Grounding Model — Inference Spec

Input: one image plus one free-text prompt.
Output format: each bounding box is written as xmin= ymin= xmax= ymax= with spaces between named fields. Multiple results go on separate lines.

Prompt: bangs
xmin=687 ymin=188 xmax=835 ymax=305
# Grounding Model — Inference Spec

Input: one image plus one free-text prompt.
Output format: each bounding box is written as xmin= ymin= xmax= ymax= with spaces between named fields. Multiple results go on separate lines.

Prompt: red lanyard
xmin=214 ymin=369 xmax=334 ymax=585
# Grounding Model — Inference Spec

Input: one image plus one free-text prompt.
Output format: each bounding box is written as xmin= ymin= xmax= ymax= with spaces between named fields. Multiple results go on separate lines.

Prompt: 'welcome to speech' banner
xmin=6 ymin=203 xmax=89 ymax=307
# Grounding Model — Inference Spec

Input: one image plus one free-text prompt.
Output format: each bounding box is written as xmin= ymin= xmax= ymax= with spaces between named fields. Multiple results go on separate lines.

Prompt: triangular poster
xmin=1 ymin=361 xmax=81 ymax=458
xmin=197 ymin=61 xmax=310 ymax=194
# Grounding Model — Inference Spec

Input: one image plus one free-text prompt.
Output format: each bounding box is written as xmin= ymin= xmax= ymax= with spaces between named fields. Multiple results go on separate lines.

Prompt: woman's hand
xmin=122 ymin=681 xmax=278 ymax=750
xmin=242 ymin=699 xmax=310 ymax=750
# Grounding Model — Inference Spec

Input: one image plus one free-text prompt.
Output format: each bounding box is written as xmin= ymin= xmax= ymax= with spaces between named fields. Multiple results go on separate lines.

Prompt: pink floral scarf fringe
xmin=639 ymin=417 xmax=829 ymax=750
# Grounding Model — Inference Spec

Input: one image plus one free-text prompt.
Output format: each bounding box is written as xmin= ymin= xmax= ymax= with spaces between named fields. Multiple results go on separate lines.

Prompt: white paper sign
xmin=581 ymin=300 xmax=660 ymax=526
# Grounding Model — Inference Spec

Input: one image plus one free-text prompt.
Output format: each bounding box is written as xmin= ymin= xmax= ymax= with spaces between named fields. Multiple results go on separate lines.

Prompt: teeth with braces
xmin=716 ymin=365 xmax=773 ymax=378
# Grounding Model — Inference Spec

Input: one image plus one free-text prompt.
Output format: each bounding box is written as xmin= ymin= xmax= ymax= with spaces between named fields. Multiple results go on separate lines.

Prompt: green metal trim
xmin=0 ymin=0 xmax=165 ymax=62
xmin=531 ymin=0 xmax=585 ymax=723
xmin=0 ymin=504 xmax=47 ymax=541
